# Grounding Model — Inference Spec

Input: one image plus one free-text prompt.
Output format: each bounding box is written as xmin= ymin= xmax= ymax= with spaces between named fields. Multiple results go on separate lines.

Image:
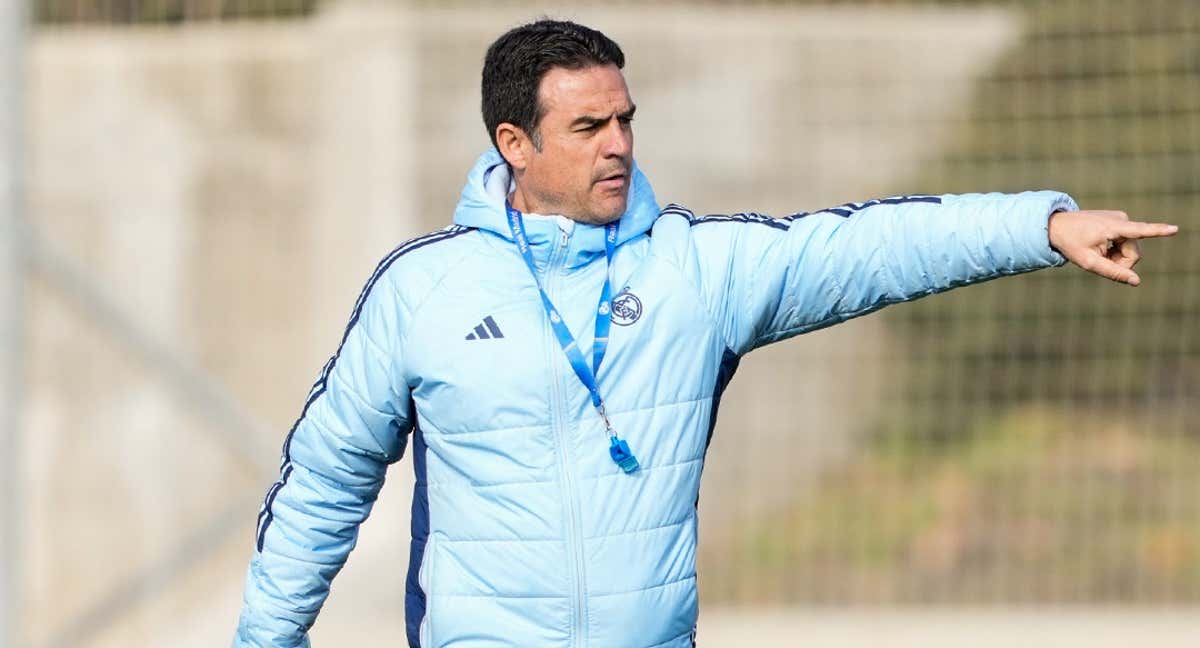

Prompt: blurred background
xmin=2 ymin=0 xmax=1198 ymax=646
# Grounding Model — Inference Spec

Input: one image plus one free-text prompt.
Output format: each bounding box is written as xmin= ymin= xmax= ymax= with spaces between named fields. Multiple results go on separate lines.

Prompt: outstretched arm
xmin=677 ymin=191 xmax=1175 ymax=355
xmin=234 ymin=261 xmax=411 ymax=647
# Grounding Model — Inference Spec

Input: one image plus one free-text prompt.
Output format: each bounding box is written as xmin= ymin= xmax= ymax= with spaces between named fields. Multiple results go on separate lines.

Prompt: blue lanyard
xmin=505 ymin=202 xmax=639 ymax=474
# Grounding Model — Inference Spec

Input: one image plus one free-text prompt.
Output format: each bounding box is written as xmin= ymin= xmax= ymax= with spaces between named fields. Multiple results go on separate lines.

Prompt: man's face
xmin=517 ymin=64 xmax=635 ymax=224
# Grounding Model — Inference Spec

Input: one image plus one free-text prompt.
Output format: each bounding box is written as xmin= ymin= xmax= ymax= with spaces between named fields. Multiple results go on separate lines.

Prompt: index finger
xmin=1116 ymin=221 xmax=1180 ymax=239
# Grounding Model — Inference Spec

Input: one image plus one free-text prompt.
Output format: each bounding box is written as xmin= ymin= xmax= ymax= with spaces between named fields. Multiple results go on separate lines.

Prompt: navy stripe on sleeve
xmin=660 ymin=196 xmax=944 ymax=228
xmin=660 ymin=203 xmax=790 ymax=231
xmin=785 ymin=195 xmax=942 ymax=221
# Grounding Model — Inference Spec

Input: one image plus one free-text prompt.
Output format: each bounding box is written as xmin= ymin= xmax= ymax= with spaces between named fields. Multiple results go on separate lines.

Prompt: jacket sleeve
xmin=233 ymin=265 xmax=412 ymax=647
xmin=683 ymin=190 xmax=1078 ymax=355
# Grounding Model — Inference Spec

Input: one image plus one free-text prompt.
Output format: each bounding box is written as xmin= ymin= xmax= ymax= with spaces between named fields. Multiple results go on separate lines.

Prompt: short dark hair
xmin=482 ymin=19 xmax=625 ymax=152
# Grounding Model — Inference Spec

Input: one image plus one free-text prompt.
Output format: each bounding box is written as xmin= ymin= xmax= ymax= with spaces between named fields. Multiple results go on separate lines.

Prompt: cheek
xmin=530 ymin=153 xmax=565 ymax=187
xmin=538 ymin=139 xmax=597 ymax=199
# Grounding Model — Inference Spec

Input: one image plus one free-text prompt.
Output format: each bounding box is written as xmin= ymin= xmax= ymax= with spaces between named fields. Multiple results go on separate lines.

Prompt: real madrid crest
xmin=611 ymin=290 xmax=642 ymax=326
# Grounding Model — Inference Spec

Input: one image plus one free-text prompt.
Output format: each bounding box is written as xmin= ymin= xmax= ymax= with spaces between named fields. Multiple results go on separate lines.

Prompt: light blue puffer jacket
xmin=234 ymin=149 xmax=1077 ymax=647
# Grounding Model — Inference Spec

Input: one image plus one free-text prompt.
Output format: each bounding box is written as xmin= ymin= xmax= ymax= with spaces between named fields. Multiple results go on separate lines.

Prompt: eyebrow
xmin=570 ymin=104 xmax=637 ymax=129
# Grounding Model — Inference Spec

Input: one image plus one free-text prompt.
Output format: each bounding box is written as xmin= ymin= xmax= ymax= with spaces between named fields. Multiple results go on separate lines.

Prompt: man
xmin=233 ymin=19 xmax=1178 ymax=648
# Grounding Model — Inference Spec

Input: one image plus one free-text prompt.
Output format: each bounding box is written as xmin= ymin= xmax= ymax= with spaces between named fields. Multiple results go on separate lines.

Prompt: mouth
xmin=596 ymin=170 xmax=628 ymax=189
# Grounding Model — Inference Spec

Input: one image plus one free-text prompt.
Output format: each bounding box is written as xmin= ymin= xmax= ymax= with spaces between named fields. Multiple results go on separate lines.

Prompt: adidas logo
xmin=465 ymin=315 xmax=505 ymax=341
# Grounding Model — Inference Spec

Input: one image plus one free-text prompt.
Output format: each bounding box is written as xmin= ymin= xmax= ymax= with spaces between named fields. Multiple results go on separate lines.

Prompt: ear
xmin=495 ymin=123 xmax=533 ymax=171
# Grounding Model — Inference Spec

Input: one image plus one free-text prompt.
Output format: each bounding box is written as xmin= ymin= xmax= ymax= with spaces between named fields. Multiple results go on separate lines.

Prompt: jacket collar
xmin=452 ymin=149 xmax=659 ymax=269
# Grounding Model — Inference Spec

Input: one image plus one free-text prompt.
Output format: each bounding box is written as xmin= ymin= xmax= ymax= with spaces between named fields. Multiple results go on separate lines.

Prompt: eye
xmin=618 ymin=116 xmax=634 ymax=125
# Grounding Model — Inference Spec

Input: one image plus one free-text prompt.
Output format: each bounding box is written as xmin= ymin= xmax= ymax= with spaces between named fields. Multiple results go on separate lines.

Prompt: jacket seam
xmin=428 ymin=453 xmax=701 ymax=490
xmin=325 ymin=369 xmax=391 ymax=420
xmin=591 ymin=573 xmax=695 ymax=598
xmin=422 ymin=394 xmax=713 ymax=438
xmin=584 ymin=512 xmax=694 ymax=541
xmin=760 ymin=264 xmax=1043 ymax=343
xmin=580 ymin=455 xmax=702 ymax=482
xmin=424 ymin=536 xmax=563 ymax=543
xmin=741 ymin=223 xmax=776 ymax=352
xmin=653 ymin=213 xmax=739 ymax=354
xmin=603 ymin=394 xmax=711 ymax=417
xmin=394 ymin=229 xmax=481 ymax=373
xmin=409 ymin=422 xmax=544 ymax=437
xmin=431 ymin=510 xmax=692 ymax=543
xmin=642 ymin=628 xmax=697 ymax=648
xmin=283 ymin=458 xmax=382 ymax=503
xmin=429 ymin=475 xmax=556 ymax=489
xmin=749 ymin=216 xmax=848 ymax=350
xmin=430 ymin=592 xmax=571 ymax=600
xmin=301 ymin=407 xmax=392 ymax=464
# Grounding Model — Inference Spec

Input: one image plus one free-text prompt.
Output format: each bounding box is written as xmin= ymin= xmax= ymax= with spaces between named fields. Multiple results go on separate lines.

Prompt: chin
xmin=573 ymin=212 xmax=621 ymax=226
xmin=593 ymin=199 xmax=628 ymax=224
xmin=589 ymin=209 xmax=625 ymax=225
xmin=573 ymin=191 xmax=627 ymax=225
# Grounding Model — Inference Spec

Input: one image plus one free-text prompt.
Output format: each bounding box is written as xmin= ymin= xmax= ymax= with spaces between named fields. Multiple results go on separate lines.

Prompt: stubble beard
xmin=571 ymin=206 xmax=624 ymax=225
xmin=574 ymin=186 xmax=629 ymax=225
xmin=532 ymin=187 xmax=626 ymax=225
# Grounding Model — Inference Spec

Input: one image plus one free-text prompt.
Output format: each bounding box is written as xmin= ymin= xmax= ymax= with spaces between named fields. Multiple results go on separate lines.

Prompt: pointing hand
xmin=1048 ymin=210 xmax=1179 ymax=286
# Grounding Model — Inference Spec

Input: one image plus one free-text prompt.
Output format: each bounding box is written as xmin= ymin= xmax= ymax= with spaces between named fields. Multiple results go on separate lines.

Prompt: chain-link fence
xmin=7 ymin=1 xmax=1199 ymax=646
xmin=705 ymin=0 xmax=1200 ymax=606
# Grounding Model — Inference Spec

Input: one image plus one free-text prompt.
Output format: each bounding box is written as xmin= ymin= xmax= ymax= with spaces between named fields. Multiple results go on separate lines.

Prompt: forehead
xmin=537 ymin=64 xmax=632 ymax=119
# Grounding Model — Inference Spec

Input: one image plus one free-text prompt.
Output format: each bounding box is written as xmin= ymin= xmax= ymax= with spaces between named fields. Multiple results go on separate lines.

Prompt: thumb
xmin=1084 ymin=252 xmax=1141 ymax=286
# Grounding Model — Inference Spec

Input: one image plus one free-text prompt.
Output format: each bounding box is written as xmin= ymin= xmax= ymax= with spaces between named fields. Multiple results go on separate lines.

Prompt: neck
xmin=508 ymin=174 xmax=618 ymax=225
xmin=509 ymin=170 xmax=582 ymax=219
xmin=509 ymin=183 xmax=548 ymax=216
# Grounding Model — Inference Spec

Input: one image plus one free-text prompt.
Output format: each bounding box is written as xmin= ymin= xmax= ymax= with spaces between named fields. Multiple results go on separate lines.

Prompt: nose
xmin=602 ymin=117 xmax=633 ymax=161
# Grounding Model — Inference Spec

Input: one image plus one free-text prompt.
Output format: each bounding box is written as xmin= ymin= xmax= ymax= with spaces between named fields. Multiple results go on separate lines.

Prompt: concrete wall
xmin=17 ymin=3 xmax=1067 ymax=645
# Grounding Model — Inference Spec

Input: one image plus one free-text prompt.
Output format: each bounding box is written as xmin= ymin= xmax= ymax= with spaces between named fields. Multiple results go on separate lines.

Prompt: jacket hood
xmin=453 ymin=149 xmax=660 ymax=255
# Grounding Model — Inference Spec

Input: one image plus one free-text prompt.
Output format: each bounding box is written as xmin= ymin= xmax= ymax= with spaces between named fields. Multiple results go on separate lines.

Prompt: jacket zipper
xmin=544 ymin=227 xmax=589 ymax=647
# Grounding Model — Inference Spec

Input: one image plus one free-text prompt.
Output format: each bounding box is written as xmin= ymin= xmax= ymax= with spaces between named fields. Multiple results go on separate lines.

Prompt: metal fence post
xmin=0 ymin=0 xmax=27 ymax=646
